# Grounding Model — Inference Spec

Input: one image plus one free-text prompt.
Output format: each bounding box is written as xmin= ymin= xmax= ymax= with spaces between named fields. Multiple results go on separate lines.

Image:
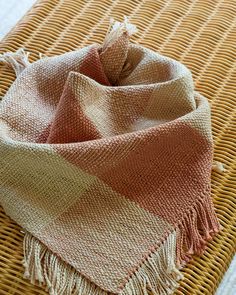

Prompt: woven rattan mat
xmin=0 ymin=0 xmax=235 ymax=294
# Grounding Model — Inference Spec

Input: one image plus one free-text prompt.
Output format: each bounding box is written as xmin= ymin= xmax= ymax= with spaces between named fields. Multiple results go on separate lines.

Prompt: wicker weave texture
xmin=0 ymin=0 xmax=235 ymax=294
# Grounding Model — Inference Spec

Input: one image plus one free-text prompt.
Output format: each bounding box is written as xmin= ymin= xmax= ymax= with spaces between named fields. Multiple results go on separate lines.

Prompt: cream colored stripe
xmin=180 ymin=92 xmax=213 ymax=141
xmin=0 ymin=130 xmax=174 ymax=292
xmin=38 ymin=176 xmax=173 ymax=291
xmin=0 ymin=137 xmax=172 ymax=237
xmin=0 ymin=140 xmax=98 ymax=233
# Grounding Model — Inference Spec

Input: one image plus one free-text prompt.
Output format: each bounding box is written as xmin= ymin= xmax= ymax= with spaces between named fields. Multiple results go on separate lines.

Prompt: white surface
xmin=0 ymin=1 xmax=235 ymax=294
xmin=216 ymin=255 xmax=236 ymax=295
xmin=0 ymin=0 xmax=36 ymax=40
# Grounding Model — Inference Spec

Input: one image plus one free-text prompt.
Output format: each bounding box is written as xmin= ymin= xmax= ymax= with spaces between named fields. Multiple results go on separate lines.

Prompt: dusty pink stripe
xmin=54 ymin=121 xmax=212 ymax=225
xmin=47 ymin=72 xmax=101 ymax=144
xmin=79 ymin=46 xmax=111 ymax=86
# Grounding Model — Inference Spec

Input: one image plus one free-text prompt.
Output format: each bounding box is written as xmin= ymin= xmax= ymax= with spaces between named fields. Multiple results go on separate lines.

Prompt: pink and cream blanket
xmin=0 ymin=19 xmax=220 ymax=295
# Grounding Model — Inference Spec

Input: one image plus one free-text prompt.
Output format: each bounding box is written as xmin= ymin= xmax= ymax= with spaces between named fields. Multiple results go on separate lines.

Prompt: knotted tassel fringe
xmin=22 ymin=231 xmax=183 ymax=295
xmin=23 ymin=233 xmax=108 ymax=295
xmin=0 ymin=48 xmax=30 ymax=76
xmin=212 ymin=161 xmax=226 ymax=173
xmin=22 ymin=194 xmax=219 ymax=295
xmin=176 ymin=193 xmax=220 ymax=266
xmin=121 ymin=231 xmax=183 ymax=295
xmin=102 ymin=16 xmax=137 ymax=51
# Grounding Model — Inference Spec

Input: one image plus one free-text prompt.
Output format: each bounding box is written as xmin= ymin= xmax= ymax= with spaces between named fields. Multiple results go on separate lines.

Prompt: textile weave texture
xmin=0 ymin=0 xmax=236 ymax=295
xmin=0 ymin=19 xmax=220 ymax=295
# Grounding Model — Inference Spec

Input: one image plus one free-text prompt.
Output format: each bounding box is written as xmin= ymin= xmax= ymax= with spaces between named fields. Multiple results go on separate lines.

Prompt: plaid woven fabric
xmin=0 ymin=20 xmax=220 ymax=295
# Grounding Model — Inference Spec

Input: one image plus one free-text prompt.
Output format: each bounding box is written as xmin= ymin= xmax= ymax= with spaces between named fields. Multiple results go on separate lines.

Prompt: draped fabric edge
xmin=21 ymin=192 xmax=219 ymax=295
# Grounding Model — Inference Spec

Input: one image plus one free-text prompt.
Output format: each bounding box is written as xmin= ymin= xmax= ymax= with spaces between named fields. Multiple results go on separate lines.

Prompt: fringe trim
xmin=102 ymin=16 xmax=137 ymax=51
xmin=22 ymin=193 xmax=219 ymax=295
xmin=0 ymin=48 xmax=30 ymax=76
xmin=212 ymin=161 xmax=226 ymax=173
xmin=23 ymin=233 xmax=108 ymax=295
xmin=176 ymin=193 xmax=220 ymax=266
xmin=22 ymin=231 xmax=183 ymax=295
xmin=121 ymin=231 xmax=183 ymax=295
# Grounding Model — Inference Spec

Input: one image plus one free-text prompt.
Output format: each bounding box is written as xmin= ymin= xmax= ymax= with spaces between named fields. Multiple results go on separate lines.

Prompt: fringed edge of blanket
xmin=0 ymin=48 xmax=30 ymax=76
xmin=22 ymin=193 xmax=220 ymax=295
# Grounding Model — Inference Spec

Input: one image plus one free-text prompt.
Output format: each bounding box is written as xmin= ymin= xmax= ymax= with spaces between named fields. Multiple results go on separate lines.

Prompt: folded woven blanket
xmin=0 ymin=19 xmax=220 ymax=295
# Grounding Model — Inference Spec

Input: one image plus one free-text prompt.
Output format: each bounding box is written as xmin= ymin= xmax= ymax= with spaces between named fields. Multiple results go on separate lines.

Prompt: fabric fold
xmin=0 ymin=18 xmax=220 ymax=295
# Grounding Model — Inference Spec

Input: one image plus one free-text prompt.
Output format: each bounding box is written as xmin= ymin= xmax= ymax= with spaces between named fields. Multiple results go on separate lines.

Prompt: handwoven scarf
xmin=0 ymin=19 xmax=220 ymax=295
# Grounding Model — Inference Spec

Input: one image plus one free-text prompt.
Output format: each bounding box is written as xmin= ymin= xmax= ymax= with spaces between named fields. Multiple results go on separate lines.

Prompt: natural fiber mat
xmin=0 ymin=0 xmax=235 ymax=294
